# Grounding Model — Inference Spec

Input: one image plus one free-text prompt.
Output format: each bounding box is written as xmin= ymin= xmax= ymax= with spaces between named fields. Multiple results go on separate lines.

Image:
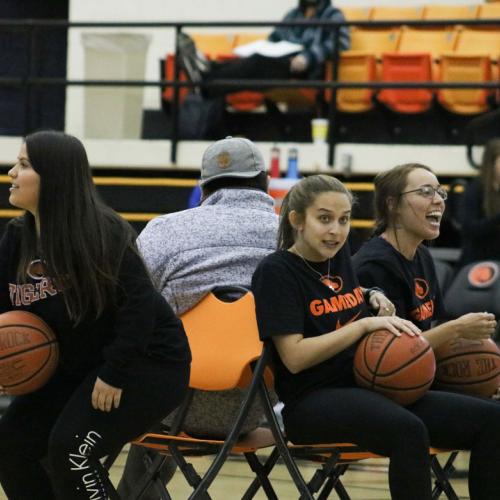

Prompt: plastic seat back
xmin=438 ymin=54 xmax=492 ymax=114
xmin=370 ymin=6 xmax=423 ymax=22
xmin=341 ymin=7 xmax=372 ymax=22
xmin=350 ymin=28 xmax=401 ymax=59
xmin=325 ymin=53 xmax=377 ymax=112
xmin=181 ymin=291 xmax=265 ymax=391
xmin=191 ymin=33 xmax=236 ymax=59
xmin=478 ymin=3 xmax=500 ymax=20
xmin=378 ymin=53 xmax=433 ymax=113
xmin=398 ymin=27 xmax=458 ymax=60
xmin=454 ymin=28 xmax=500 ymax=60
xmin=422 ymin=4 xmax=479 ymax=22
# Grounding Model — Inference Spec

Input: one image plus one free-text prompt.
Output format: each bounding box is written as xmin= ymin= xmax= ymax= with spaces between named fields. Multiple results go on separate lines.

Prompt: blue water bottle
xmin=286 ymin=147 xmax=300 ymax=179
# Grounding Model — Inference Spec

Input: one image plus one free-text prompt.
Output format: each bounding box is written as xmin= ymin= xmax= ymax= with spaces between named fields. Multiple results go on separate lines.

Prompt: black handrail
xmin=0 ymin=17 xmax=498 ymax=165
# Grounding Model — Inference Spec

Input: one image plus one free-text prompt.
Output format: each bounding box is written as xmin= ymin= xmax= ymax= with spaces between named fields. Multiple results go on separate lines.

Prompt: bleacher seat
xmin=190 ymin=33 xmax=235 ymax=59
xmin=341 ymin=7 xmax=372 ymax=22
xmin=370 ymin=6 xmax=423 ymax=22
xmin=438 ymin=54 xmax=492 ymax=114
xmin=397 ymin=27 xmax=458 ymax=79
xmin=325 ymin=53 xmax=377 ymax=112
xmin=422 ymin=4 xmax=479 ymax=22
xmin=478 ymin=2 xmax=500 ymax=20
xmin=378 ymin=53 xmax=433 ymax=113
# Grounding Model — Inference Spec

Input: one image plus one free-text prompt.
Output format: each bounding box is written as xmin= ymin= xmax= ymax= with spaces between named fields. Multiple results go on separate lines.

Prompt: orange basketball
xmin=354 ymin=330 xmax=436 ymax=406
xmin=0 ymin=310 xmax=59 ymax=395
xmin=434 ymin=338 xmax=500 ymax=398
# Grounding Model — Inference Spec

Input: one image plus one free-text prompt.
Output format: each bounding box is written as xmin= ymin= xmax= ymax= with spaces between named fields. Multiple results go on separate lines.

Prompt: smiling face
xmin=395 ymin=168 xmax=445 ymax=245
xmin=8 ymin=143 xmax=40 ymax=216
xmin=291 ymin=191 xmax=352 ymax=261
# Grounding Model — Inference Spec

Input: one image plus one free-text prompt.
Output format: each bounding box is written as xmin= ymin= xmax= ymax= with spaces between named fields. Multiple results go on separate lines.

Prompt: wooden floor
xmin=0 ymin=447 xmax=472 ymax=499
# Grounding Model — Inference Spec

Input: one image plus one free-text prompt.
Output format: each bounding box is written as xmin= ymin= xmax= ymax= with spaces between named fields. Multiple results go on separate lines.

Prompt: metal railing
xmin=0 ymin=18 xmax=498 ymax=165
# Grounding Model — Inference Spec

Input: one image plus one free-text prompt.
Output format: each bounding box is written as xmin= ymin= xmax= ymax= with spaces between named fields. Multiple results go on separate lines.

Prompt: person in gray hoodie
xmin=118 ymin=136 xmax=279 ymax=498
xmin=178 ymin=0 xmax=350 ymax=90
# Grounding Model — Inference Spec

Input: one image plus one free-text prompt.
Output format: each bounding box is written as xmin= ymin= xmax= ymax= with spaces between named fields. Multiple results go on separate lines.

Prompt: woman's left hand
xmin=370 ymin=292 xmax=396 ymax=317
xmin=91 ymin=377 xmax=122 ymax=412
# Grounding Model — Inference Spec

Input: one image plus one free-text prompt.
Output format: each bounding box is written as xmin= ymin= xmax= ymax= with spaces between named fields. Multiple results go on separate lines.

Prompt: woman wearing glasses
xmin=353 ymin=163 xmax=496 ymax=351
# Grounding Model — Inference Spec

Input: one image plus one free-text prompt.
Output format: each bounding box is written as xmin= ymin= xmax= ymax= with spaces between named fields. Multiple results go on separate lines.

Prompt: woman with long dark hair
xmin=0 ymin=131 xmax=191 ymax=499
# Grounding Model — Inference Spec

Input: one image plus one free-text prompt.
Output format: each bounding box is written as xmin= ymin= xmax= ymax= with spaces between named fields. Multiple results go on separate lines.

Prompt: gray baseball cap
xmin=200 ymin=136 xmax=266 ymax=186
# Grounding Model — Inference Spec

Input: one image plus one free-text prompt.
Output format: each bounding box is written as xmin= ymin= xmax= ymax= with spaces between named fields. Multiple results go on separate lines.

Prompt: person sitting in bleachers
xmin=459 ymin=138 xmax=500 ymax=267
xmin=177 ymin=0 xmax=350 ymax=96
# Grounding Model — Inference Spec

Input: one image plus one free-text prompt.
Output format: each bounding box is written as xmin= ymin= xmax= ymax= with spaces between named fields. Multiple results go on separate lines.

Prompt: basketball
xmin=434 ymin=338 xmax=500 ymax=398
xmin=0 ymin=310 xmax=59 ymax=395
xmin=354 ymin=330 xmax=436 ymax=406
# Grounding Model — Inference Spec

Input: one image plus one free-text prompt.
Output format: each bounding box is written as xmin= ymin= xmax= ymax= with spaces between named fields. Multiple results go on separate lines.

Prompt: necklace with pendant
xmin=291 ymin=247 xmax=334 ymax=291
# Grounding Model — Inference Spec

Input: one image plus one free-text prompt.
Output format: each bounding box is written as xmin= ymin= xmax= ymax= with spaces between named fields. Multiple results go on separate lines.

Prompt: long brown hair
xmin=480 ymin=139 xmax=500 ymax=217
xmin=278 ymin=175 xmax=353 ymax=250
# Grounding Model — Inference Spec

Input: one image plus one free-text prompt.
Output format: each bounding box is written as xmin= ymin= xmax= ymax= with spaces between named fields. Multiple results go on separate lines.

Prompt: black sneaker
xmin=177 ymin=32 xmax=211 ymax=83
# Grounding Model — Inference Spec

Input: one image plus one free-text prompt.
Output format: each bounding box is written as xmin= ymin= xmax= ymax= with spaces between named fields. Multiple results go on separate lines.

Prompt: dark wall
xmin=0 ymin=0 xmax=69 ymax=135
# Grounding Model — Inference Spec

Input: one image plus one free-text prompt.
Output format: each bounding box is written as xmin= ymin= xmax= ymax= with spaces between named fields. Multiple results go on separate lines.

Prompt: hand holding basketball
xmin=454 ymin=312 xmax=496 ymax=340
xmin=361 ymin=315 xmax=421 ymax=338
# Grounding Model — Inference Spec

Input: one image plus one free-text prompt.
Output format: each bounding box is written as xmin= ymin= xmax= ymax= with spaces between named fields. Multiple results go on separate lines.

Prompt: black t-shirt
xmin=0 ymin=220 xmax=191 ymax=387
xmin=251 ymin=246 xmax=370 ymax=411
xmin=352 ymin=236 xmax=446 ymax=331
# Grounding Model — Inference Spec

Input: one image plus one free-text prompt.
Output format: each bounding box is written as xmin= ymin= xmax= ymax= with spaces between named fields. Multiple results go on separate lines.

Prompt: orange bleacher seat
xmin=422 ymin=4 xmax=479 ymax=22
xmin=438 ymin=54 xmax=492 ymax=114
xmin=325 ymin=53 xmax=377 ymax=112
xmin=370 ymin=6 xmax=423 ymax=22
xmin=378 ymin=53 xmax=434 ymax=113
xmin=341 ymin=7 xmax=372 ymax=22
xmin=161 ymin=54 xmax=189 ymax=104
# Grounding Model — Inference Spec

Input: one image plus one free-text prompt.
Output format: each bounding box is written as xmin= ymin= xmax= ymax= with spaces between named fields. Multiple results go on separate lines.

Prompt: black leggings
xmin=0 ymin=360 xmax=189 ymax=500
xmin=206 ymin=54 xmax=297 ymax=97
xmin=284 ymin=387 xmax=500 ymax=500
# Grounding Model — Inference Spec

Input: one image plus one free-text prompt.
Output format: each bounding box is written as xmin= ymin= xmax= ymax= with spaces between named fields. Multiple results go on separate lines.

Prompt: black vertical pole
xmin=327 ymin=22 xmax=341 ymax=168
xmin=171 ymin=25 xmax=181 ymax=164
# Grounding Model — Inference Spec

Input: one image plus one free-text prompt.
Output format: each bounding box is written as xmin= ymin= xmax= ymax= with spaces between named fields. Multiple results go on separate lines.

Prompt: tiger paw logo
xmin=468 ymin=262 xmax=499 ymax=288
xmin=321 ymin=275 xmax=343 ymax=293
xmin=414 ymin=278 xmax=429 ymax=299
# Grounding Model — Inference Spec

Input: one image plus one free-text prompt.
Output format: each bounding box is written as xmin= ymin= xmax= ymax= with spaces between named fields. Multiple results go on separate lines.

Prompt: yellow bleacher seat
xmin=233 ymin=32 xmax=269 ymax=48
xmin=478 ymin=2 xmax=500 ymax=19
xmin=422 ymin=4 xmax=479 ymax=21
xmin=438 ymin=54 xmax=492 ymax=114
xmin=190 ymin=33 xmax=235 ymax=59
xmin=341 ymin=7 xmax=372 ymax=22
xmin=349 ymin=27 xmax=401 ymax=59
xmin=370 ymin=6 xmax=423 ymax=22
xmin=454 ymin=28 xmax=500 ymax=61
xmin=398 ymin=27 xmax=458 ymax=59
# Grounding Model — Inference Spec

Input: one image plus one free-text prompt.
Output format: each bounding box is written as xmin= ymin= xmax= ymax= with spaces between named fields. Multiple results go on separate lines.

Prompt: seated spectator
xmin=353 ymin=163 xmax=496 ymax=351
xmin=177 ymin=0 xmax=350 ymax=95
xmin=117 ymin=136 xmax=279 ymax=499
xmin=459 ymin=138 xmax=500 ymax=266
xmin=252 ymin=173 xmax=500 ymax=500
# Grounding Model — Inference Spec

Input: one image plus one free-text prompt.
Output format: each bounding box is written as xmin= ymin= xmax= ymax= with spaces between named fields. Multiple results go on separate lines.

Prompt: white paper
xmin=233 ymin=39 xmax=303 ymax=58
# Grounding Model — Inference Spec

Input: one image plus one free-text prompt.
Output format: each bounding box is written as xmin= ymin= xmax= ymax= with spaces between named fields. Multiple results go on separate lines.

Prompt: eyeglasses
xmin=399 ymin=185 xmax=448 ymax=201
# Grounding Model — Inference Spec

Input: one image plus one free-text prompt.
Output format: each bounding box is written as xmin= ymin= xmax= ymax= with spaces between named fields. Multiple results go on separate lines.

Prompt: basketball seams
xmin=3 ymin=343 xmax=58 ymax=391
xmin=374 ymin=345 xmax=434 ymax=378
xmin=0 ymin=339 xmax=58 ymax=362
xmin=0 ymin=323 xmax=54 ymax=343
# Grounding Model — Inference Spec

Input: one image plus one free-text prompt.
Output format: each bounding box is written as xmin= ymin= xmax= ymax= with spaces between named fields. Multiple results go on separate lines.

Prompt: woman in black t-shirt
xmin=0 ymin=131 xmax=191 ymax=500
xmin=352 ymin=163 xmax=500 ymax=499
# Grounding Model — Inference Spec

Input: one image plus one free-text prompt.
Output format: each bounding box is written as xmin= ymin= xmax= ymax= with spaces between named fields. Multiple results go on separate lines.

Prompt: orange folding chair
xmin=120 ymin=289 xmax=277 ymax=499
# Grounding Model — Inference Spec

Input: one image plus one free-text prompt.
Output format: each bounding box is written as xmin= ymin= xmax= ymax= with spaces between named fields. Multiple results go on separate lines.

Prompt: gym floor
xmin=0 ymin=447 xmax=471 ymax=499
